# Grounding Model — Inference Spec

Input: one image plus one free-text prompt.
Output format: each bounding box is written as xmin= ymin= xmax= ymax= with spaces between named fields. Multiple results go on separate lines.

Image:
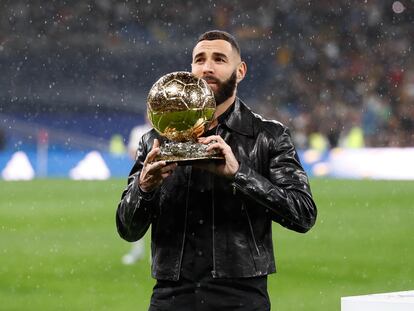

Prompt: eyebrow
xmin=193 ymin=52 xmax=229 ymax=61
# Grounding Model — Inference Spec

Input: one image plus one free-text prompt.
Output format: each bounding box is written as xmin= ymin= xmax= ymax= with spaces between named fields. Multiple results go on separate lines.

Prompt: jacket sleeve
xmin=232 ymin=126 xmax=317 ymax=233
xmin=116 ymin=134 xmax=158 ymax=242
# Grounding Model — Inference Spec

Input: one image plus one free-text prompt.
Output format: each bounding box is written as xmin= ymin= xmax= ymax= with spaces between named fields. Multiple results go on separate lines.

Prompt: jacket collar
xmin=223 ymin=97 xmax=255 ymax=137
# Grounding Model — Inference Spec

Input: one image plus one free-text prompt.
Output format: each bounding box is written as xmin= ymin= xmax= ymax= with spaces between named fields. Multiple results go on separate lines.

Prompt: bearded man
xmin=116 ymin=30 xmax=317 ymax=311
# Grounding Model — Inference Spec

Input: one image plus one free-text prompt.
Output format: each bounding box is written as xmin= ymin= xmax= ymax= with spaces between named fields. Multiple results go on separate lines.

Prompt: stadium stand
xmin=1 ymin=0 xmax=413 ymax=153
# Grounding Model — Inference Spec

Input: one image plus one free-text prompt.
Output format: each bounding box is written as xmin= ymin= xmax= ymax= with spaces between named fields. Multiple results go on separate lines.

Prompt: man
xmin=116 ymin=30 xmax=317 ymax=310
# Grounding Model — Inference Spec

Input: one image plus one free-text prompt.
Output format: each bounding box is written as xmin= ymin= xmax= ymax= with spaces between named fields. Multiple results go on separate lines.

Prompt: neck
xmin=209 ymin=93 xmax=236 ymax=129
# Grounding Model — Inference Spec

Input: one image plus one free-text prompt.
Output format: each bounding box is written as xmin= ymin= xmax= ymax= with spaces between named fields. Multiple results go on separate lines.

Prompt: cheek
xmin=191 ymin=65 xmax=202 ymax=77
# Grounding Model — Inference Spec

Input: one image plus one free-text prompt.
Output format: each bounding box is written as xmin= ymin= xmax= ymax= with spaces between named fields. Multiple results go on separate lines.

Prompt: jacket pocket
xmin=243 ymin=204 xmax=269 ymax=275
xmin=243 ymin=203 xmax=260 ymax=256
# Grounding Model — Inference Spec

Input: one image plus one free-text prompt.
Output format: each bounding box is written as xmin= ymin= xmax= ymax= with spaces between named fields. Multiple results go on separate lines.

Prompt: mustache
xmin=202 ymin=75 xmax=220 ymax=84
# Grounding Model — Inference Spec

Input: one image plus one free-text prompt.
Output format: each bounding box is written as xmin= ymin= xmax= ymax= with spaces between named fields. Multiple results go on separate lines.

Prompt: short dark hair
xmin=197 ymin=30 xmax=241 ymax=56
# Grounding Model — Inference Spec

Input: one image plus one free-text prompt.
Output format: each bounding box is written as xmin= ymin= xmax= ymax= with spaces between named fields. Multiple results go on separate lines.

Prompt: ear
xmin=236 ymin=61 xmax=247 ymax=83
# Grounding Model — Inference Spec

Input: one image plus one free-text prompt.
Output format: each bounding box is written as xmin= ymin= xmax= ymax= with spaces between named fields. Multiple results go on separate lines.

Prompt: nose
xmin=202 ymin=60 xmax=214 ymax=75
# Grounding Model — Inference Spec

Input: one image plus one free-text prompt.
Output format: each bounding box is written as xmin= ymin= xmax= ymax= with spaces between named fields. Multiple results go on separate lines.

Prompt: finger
xmin=144 ymin=139 xmax=161 ymax=165
xmin=146 ymin=148 xmax=161 ymax=164
xmin=199 ymin=135 xmax=224 ymax=145
xmin=161 ymin=171 xmax=173 ymax=179
xmin=166 ymin=162 xmax=178 ymax=170
xmin=206 ymin=144 xmax=219 ymax=152
xmin=159 ymin=162 xmax=177 ymax=173
xmin=207 ymin=144 xmax=234 ymax=161
xmin=153 ymin=178 xmax=163 ymax=188
xmin=206 ymin=142 xmax=227 ymax=152
xmin=147 ymin=160 xmax=167 ymax=174
xmin=153 ymin=138 xmax=160 ymax=149
xmin=139 ymin=173 xmax=161 ymax=192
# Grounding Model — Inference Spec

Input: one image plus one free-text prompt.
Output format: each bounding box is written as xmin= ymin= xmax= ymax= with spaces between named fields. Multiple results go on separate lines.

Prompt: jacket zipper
xmin=211 ymin=124 xmax=220 ymax=278
xmin=211 ymin=177 xmax=217 ymax=277
xmin=234 ymin=183 xmax=261 ymax=256
xmin=176 ymin=166 xmax=191 ymax=280
xmin=242 ymin=202 xmax=261 ymax=256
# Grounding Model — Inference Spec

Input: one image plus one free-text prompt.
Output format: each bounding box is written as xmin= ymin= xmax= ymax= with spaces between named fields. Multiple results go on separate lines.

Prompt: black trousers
xmin=148 ymin=275 xmax=271 ymax=311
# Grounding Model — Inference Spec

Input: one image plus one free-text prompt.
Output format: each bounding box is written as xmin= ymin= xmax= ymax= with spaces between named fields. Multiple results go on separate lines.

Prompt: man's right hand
xmin=139 ymin=139 xmax=177 ymax=193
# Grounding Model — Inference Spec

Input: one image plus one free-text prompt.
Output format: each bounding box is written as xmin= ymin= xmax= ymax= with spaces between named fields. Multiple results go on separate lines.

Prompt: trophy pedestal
xmin=155 ymin=141 xmax=224 ymax=165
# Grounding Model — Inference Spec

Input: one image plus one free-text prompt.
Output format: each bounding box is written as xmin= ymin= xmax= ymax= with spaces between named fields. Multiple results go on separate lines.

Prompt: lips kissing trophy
xmin=147 ymin=71 xmax=223 ymax=164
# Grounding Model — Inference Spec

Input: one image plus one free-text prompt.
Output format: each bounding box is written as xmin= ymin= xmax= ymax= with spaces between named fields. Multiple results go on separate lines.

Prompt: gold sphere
xmin=147 ymin=71 xmax=216 ymax=142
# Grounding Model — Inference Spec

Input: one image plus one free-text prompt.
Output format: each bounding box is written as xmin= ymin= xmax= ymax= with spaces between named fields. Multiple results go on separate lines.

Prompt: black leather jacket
xmin=116 ymin=98 xmax=317 ymax=281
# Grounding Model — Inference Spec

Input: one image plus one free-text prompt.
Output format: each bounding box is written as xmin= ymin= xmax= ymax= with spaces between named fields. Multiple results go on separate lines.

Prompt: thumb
xmin=153 ymin=138 xmax=160 ymax=150
xmin=144 ymin=138 xmax=161 ymax=165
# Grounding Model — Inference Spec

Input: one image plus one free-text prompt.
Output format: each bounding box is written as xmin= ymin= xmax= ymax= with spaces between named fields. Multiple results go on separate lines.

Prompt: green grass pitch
xmin=1 ymin=179 xmax=413 ymax=310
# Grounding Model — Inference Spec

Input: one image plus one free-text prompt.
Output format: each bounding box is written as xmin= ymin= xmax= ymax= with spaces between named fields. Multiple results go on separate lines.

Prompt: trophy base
xmin=155 ymin=141 xmax=224 ymax=165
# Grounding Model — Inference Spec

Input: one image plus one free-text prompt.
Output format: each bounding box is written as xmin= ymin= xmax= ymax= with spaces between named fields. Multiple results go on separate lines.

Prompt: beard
xmin=203 ymin=70 xmax=237 ymax=106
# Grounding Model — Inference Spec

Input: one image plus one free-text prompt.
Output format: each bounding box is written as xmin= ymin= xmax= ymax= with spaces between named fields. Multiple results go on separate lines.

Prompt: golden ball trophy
xmin=147 ymin=71 xmax=223 ymax=164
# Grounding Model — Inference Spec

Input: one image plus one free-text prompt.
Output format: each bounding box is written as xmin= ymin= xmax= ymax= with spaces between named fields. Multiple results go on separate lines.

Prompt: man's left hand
xmin=197 ymin=135 xmax=239 ymax=178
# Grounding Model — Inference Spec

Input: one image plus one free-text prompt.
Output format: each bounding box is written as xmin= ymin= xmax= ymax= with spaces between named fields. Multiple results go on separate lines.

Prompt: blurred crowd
xmin=1 ymin=0 xmax=413 ymax=148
